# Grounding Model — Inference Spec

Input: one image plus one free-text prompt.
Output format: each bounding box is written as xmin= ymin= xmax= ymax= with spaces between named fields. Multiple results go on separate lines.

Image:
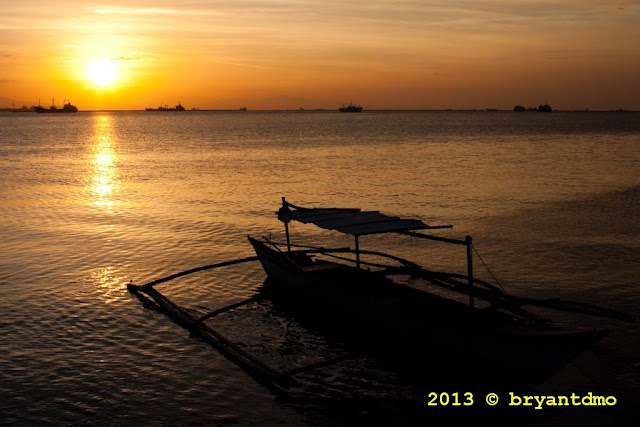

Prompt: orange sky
xmin=1 ymin=0 xmax=639 ymax=110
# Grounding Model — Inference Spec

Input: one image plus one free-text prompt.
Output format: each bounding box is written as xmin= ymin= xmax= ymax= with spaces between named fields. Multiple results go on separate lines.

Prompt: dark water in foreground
xmin=1 ymin=111 xmax=639 ymax=424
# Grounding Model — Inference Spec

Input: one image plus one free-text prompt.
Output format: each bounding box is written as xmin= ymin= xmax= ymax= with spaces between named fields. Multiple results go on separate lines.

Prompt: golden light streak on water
xmin=92 ymin=267 xmax=124 ymax=305
xmin=89 ymin=115 xmax=120 ymax=209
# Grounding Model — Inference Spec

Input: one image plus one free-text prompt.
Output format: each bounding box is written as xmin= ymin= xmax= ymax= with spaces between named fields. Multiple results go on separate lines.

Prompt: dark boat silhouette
xmin=247 ymin=198 xmax=630 ymax=382
xmin=339 ymin=103 xmax=363 ymax=112
xmin=145 ymin=102 xmax=185 ymax=111
xmin=34 ymin=99 xmax=78 ymax=113
xmin=127 ymin=198 xmax=632 ymax=392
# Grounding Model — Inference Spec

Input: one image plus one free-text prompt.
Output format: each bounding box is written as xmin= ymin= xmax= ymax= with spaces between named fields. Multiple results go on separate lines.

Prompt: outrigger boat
xmin=249 ymin=198 xmax=635 ymax=381
xmin=128 ymin=198 xmax=632 ymax=394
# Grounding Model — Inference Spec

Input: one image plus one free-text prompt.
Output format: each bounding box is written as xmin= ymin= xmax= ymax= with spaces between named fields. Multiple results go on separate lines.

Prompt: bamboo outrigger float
xmin=128 ymin=197 xmax=633 ymax=393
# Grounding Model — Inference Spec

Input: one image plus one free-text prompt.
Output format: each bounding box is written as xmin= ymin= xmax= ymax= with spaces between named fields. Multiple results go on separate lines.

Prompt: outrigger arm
xmin=127 ymin=254 xmax=361 ymax=396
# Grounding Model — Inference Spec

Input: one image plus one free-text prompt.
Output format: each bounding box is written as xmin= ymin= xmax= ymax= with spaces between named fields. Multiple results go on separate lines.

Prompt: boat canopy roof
xmin=278 ymin=205 xmax=439 ymax=236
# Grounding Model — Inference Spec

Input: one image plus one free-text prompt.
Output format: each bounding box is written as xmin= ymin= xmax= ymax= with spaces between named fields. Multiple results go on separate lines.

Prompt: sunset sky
xmin=1 ymin=0 xmax=639 ymax=110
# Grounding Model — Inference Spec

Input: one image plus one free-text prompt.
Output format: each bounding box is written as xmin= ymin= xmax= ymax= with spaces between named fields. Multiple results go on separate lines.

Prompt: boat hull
xmin=34 ymin=106 xmax=77 ymax=113
xmin=249 ymin=236 xmax=607 ymax=383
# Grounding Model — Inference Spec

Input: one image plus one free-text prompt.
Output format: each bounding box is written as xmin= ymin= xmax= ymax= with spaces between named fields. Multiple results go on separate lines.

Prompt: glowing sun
xmin=87 ymin=60 xmax=118 ymax=87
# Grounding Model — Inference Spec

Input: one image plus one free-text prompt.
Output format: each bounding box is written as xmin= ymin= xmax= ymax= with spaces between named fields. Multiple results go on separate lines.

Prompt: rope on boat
xmin=466 ymin=245 xmax=633 ymax=321
xmin=471 ymin=244 xmax=507 ymax=294
xmin=420 ymin=268 xmax=505 ymax=294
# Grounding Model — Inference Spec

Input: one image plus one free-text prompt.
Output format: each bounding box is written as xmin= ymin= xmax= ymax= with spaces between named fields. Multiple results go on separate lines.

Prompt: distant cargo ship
xmin=512 ymin=104 xmax=553 ymax=112
xmin=34 ymin=99 xmax=78 ymax=113
xmin=145 ymin=102 xmax=186 ymax=111
xmin=339 ymin=103 xmax=363 ymax=112
xmin=11 ymin=105 xmax=35 ymax=113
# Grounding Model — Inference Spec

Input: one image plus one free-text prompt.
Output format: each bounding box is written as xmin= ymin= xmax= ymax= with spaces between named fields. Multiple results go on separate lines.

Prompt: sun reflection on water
xmin=92 ymin=267 xmax=126 ymax=304
xmin=89 ymin=115 xmax=120 ymax=208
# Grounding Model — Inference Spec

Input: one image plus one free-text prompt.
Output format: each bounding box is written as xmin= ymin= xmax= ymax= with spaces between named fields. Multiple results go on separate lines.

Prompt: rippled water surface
xmin=1 ymin=111 xmax=639 ymax=424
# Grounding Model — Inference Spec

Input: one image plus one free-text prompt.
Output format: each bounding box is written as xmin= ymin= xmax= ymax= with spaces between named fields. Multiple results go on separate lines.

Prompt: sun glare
xmin=87 ymin=60 xmax=118 ymax=87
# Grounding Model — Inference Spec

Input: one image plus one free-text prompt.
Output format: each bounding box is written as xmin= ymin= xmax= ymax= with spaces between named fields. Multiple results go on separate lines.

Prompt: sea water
xmin=1 ymin=110 xmax=639 ymax=423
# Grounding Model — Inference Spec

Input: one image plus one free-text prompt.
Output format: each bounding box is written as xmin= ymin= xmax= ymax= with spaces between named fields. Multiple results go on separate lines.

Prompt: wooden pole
xmin=396 ymin=230 xmax=466 ymax=245
xmin=192 ymin=295 xmax=265 ymax=326
xmin=355 ymin=235 xmax=360 ymax=269
xmin=466 ymin=235 xmax=474 ymax=309
xmin=130 ymin=256 xmax=259 ymax=292
xmin=282 ymin=197 xmax=291 ymax=252
xmin=284 ymin=222 xmax=291 ymax=252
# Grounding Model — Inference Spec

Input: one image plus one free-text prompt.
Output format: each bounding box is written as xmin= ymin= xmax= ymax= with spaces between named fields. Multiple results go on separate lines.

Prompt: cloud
xmin=211 ymin=59 xmax=287 ymax=71
xmin=94 ymin=7 xmax=218 ymax=16
xmin=110 ymin=55 xmax=145 ymax=61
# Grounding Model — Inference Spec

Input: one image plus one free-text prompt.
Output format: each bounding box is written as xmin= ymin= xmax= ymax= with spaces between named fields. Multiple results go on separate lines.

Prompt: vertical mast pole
xmin=466 ymin=235 xmax=474 ymax=309
xmin=284 ymin=223 xmax=291 ymax=252
xmin=281 ymin=197 xmax=291 ymax=252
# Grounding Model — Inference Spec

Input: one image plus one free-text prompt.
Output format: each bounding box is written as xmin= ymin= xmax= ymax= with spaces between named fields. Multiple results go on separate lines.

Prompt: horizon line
xmin=2 ymin=108 xmax=637 ymax=113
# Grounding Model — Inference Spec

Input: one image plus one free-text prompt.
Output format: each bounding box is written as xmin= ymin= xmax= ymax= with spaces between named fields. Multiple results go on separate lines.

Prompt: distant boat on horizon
xmin=338 ymin=103 xmax=362 ymax=113
xmin=339 ymin=103 xmax=363 ymax=113
xmin=513 ymin=104 xmax=553 ymax=112
xmin=34 ymin=99 xmax=78 ymax=113
xmin=145 ymin=102 xmax=185 ymax=111
xmin=239 ymin=106 xmax=247 ymax=111
xmin=11 ymin=104 xmax=35 ymax=113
